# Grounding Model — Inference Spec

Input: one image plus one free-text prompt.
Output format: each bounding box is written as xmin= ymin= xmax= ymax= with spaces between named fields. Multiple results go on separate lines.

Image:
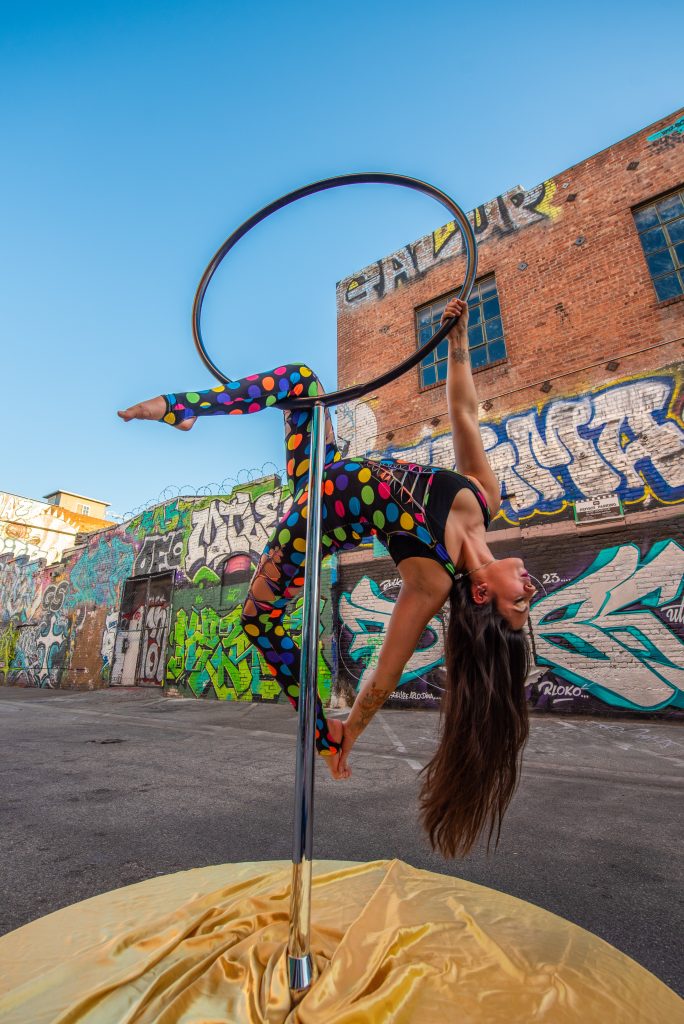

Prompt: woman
xmin=119 ymin=299 xmax=536 ymax=856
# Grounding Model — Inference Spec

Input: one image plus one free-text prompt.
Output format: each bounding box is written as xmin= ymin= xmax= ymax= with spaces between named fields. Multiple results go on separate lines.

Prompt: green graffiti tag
xmin=166 ymin=598 xmax=331 ymax=702
xmin=0 ymin=620 xmax=20 ymax=679
xmin=167 ymin=605 xmax=277 ymax=700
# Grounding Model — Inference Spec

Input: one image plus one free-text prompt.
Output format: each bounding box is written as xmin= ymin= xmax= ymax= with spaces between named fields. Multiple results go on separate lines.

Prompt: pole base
xmin=288 ymin=952 xmax=314 ymax=992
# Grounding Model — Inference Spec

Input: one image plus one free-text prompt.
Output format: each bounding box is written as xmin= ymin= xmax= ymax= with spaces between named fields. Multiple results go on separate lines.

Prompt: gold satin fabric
xmin=0 ymin=858 xmax=680 ymax=1023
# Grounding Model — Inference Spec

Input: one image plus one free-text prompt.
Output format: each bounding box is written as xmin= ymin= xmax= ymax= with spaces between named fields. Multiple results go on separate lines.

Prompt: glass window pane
xmin=417 ymin=307 xmax=432 ymax=327
xmin=488 ymin=339 xmax=507 ymax=363
xmin=640 ymin=226 xmax=667 ymax=253
xmin=421 ymin=351 xmax=434 ymax=369
xmin=480 ymin=277 xmax=497 ymax=298
xmin=666 ymin=218 xmax=684 ymax=244
xmin=468 ymin=324 xmax=483 ymax=348
xmin=654 ymin=274 xmax=682 ymax=301
xmin=419 ymin=326 xmax=434 ymax=345
xmin=633 ymin=206 xmax=659 ymax=231
xmin=485 ymin=315 xmax=503 ymax=341
xmin=436 ymin=360 xmax=448 ymax=381
xmin=674 ymin=242 xmax=684 ymax=268
xmin=657 ymin=194 xmax=684 ymax=222
xmin=436 ymin=339 xmax=448 ymax=360
xmin=470 ymin=346 xmax=488 ymax=369
xmin=646 ymin=248 xmax=675 ymax=277
xmin=422 ymin=364 xmax=436 ymax=387
xmin=482 ymin=295 xmax=500 ymax=320
xmin=468 ymin=303 xmax=482 ymax=326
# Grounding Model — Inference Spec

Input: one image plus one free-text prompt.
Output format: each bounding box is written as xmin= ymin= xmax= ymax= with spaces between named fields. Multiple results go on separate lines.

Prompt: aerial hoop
xmin=192 ymin=173 xmax=478 ymax=408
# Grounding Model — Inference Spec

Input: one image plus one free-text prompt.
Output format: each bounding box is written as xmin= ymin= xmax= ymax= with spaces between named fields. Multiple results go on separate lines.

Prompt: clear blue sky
xmin=2 ymin=0 xmax=681 ymax=519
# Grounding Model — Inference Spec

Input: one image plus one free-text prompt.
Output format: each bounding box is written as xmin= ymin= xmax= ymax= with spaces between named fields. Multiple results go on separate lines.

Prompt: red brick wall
xmin=337 ymin=108 xmax=684 ymax=452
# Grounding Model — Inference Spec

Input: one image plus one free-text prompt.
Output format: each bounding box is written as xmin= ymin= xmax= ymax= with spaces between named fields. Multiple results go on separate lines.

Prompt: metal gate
xmin=110 ymin=573 xmax=173 ymax=686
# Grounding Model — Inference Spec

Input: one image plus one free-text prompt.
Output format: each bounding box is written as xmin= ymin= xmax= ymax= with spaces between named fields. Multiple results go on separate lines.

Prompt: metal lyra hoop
xmin=192 ymin=173 xmax=478 ymax=407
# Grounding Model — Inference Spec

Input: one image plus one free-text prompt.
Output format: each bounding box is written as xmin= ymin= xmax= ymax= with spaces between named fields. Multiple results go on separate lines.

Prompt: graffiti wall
xmin=333 ymin=516 xmax=684 ymax=718
xmin=528 ymin=525 xmax=684 ymax=715
xmin=0 ymin=476 xmax=332 ymax=703
xmin=337 ymin=365 xmax=684 ymax=525
xmin=337 ymin=180 xmax=561 ymax=309
xmin=335 ymin=557 xmax=446 ymax=710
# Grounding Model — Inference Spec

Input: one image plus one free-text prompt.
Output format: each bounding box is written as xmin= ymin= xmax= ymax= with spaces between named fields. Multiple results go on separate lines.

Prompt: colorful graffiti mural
xmin=168 ymin=602 xmax=281 ymax=700
xmin=0 ymin=476 xmax=334 ymax=702
xmin=334 ymin=520 xmax=684 ymax=718
xmin=339 ymin=368 xmax=684 ymax=525
xmin=530 ymin=540 xmax=684 ymax=713
xmin=336 ymin=572 xmax=445 ymax=708
xmin=10 ymin=613 xmax=68 ymax=688
xmin=338 ymin=180 xmax=561 ymax=308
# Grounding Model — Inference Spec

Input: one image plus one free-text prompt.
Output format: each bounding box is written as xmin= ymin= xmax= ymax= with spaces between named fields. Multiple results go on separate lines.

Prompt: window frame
xmin=415 ymin=275 xmax=507 ymax=390
xmin=632 ymin=186 xmax=684 ymax=304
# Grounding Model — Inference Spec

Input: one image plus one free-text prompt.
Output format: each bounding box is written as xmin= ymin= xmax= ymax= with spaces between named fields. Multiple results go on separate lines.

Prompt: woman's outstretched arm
xmin=340 ymin=568 xmax=451 ymax=774
xmin=443 ymin=298 xmax=501 ymax=514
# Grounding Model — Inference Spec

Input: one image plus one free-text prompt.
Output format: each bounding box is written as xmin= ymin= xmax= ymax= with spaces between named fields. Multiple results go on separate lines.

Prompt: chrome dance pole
xmin=287 ymin=400 xmax=327 ymax=995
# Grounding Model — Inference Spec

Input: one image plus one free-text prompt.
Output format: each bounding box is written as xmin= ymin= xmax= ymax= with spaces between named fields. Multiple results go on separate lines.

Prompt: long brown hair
xmin=419 ymin=574 xmax=531 ymax=858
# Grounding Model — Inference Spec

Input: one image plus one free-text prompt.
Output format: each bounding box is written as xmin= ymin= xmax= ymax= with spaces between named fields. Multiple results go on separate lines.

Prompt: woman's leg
xmin=241 ymin=503 xmax=344 ymax=756
xmin=240 ymin=456 xmax=394 ymax=757
xmin=121 ymin=363 xmax=341 ymax=482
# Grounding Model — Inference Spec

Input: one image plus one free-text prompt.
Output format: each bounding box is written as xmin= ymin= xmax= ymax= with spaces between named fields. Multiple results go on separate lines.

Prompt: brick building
xmin=333 ymin=109 xmax=684 ymax=717
xmin=1 ymin=109 xmax=682 ymax=718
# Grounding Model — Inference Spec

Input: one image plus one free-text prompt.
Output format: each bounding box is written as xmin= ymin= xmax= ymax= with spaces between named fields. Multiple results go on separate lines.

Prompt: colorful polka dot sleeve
xmin=161 ymin=366 xmax=473 ymax=757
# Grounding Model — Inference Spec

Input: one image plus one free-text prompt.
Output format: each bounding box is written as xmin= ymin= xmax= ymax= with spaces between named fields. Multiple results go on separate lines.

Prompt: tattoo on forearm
xmin=450 ymin=345 xmax=468 ymax=364
xmin=358 ymin=683 xmax=391 ymax=728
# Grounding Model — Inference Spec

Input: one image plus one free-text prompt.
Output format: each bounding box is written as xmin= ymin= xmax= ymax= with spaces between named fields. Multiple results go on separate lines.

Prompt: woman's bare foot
xmin=117 ymin=397 xmax=196 ymax=432
xmin=322 ymin=718 xmax=351 ymax=780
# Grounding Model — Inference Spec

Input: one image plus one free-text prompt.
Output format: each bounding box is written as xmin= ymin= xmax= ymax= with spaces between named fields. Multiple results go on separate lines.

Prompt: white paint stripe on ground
xmin=377 ymin=714 xmax=407 ymax=753
xmin=377 ymin=714 xmax=424 ymax=772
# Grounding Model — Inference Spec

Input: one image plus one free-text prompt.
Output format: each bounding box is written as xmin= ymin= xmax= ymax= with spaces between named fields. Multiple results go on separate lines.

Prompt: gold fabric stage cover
xmin=1 ymin=858 xmax=681 ymax=1023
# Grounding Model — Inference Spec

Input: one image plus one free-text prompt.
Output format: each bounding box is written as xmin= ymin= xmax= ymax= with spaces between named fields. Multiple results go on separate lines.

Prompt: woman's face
xmin=474 ymin=557 xmax=537 ymax=629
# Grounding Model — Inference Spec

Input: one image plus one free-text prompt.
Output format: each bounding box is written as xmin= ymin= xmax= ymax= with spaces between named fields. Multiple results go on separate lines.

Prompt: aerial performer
xmin=119 ymin=299 xmax=536 ymax=857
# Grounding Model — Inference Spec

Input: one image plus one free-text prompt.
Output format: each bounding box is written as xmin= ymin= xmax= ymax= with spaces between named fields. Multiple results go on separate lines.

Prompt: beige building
xmin=43 ymin=490 xmax=111 ymax=520
xmin=0 ymin=490 xmax=112 ymax=566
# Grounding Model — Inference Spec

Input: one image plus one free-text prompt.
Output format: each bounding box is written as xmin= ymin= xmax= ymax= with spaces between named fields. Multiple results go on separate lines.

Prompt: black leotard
xmin=382 ymin=467 xmax=491 ymax=574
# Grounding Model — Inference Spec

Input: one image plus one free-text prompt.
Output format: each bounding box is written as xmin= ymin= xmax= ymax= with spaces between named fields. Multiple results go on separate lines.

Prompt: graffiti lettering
xmin=134 ymin=530 xmax=183 ymax=576
xmin=185 ymin=488 xmax=287 ymax=578
xmin=139 ymin=601 xmax=169 ymax=684
xmin=531 ymin=540 xmax=684 ymax=710
xmin=167 ymin=604 xmax=281 ymax=700
xmin=12 ymin=614 xmax=68 ymax=688
xmin=364 ymin=372 xmax=684 ymax=523
xmin=338 ymin=576 xmax=444 ymax=697
xmin=43 ymin=581 xmax=68 ymax=612
xmin=338 ymin=181 xmax=560 ymax=308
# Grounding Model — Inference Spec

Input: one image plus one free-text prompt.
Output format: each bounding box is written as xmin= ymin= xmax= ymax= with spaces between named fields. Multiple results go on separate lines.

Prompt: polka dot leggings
xmin=164 ymin=365 xmax=446 ymax=756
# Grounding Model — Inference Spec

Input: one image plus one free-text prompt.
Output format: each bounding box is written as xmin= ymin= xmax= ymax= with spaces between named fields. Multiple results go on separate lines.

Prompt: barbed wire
xmin=110 ymin=461 xmax=286 ymax=525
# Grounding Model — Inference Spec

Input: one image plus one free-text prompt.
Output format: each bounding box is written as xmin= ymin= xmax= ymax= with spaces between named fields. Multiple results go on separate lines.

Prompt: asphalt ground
xmin=1 ymin=686 xmax=682 ymax=996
